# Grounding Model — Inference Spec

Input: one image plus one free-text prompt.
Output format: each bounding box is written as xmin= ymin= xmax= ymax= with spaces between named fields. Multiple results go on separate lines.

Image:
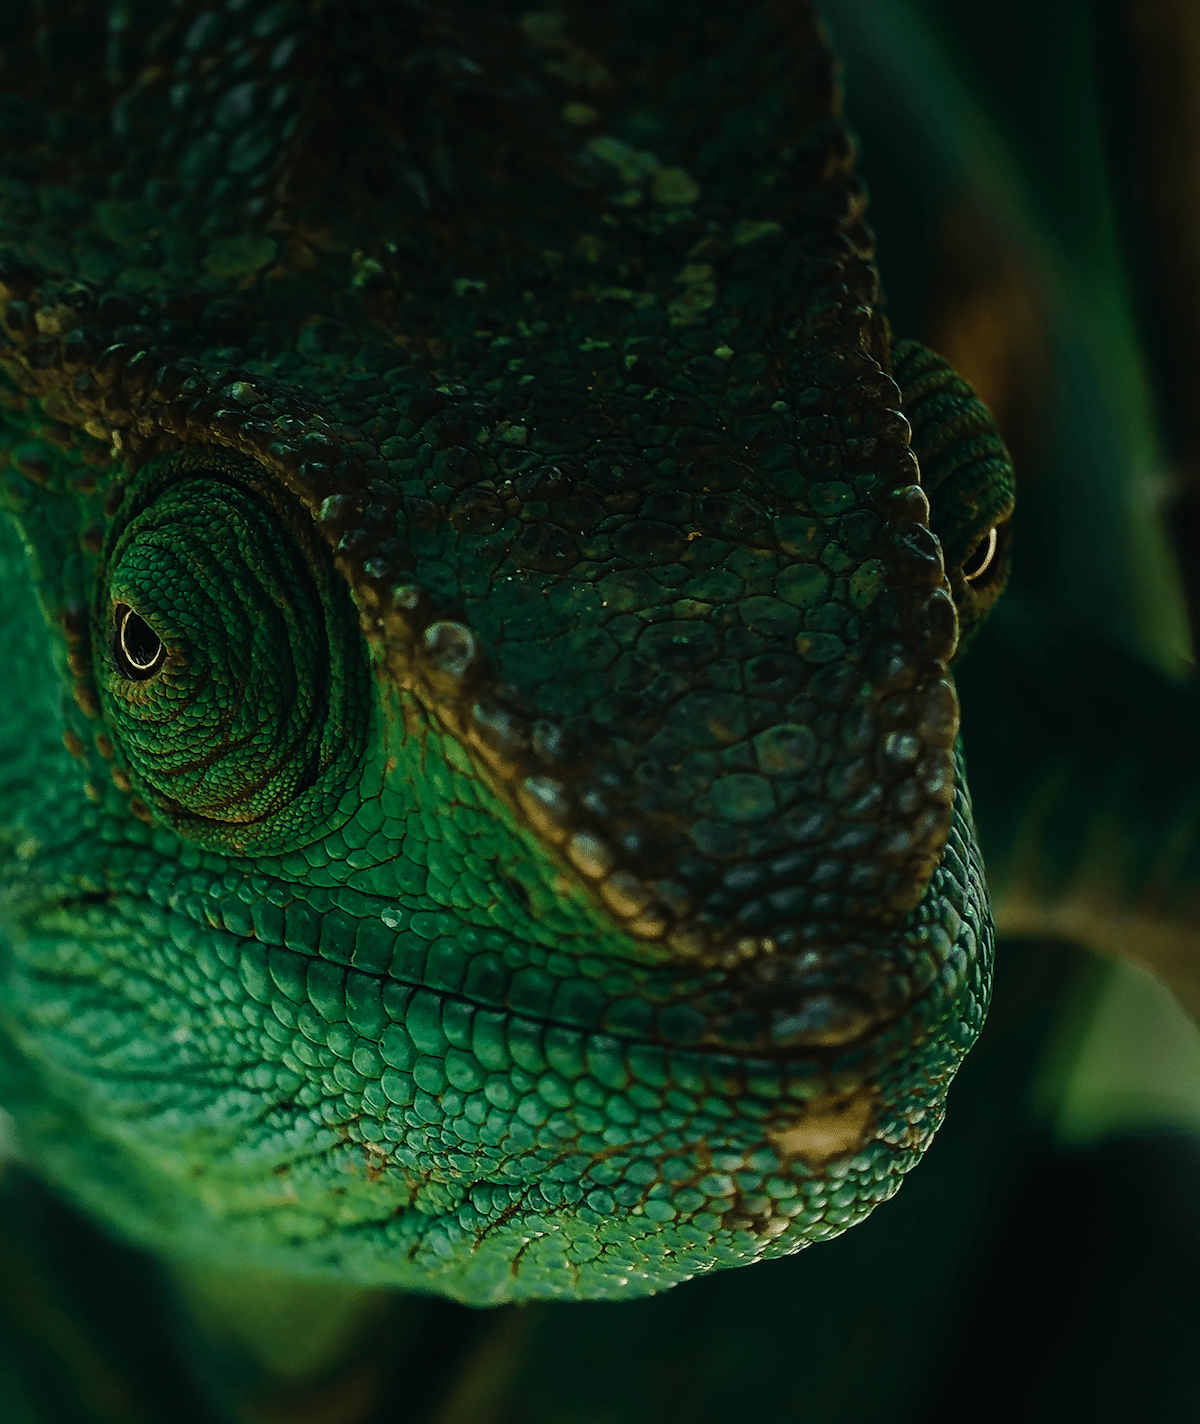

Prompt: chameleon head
xmin=0 ymin=0 xmax=1012 ymax=1303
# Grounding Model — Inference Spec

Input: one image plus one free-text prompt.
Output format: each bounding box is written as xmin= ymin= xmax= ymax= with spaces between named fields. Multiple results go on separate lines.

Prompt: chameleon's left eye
xmin=962 ymin=526 xmax=998 ymax=582
xmin=94 ymin=457 xmax=369 ymax=845
xmin=111 ymin=603 xmax=166 ymax=681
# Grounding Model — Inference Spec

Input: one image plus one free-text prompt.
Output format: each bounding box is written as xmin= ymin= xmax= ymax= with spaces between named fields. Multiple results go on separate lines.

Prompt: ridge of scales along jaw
xmin=351 ymin=472 xmax=966 ymax=1071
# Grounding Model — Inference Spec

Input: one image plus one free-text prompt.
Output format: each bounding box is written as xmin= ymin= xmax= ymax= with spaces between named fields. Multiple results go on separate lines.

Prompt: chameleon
xmin=0 ymin=0 xmax=1021 ymax=1333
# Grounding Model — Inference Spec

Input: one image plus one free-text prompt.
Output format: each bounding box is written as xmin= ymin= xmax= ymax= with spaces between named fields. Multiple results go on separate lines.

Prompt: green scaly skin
xmin=0 ymin=0 xmax=1013 ymax=1306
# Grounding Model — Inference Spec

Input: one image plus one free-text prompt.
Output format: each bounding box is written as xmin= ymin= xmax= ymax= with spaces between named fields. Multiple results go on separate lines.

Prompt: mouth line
xmin=35 ymin=884 xmax=964 ymax=1088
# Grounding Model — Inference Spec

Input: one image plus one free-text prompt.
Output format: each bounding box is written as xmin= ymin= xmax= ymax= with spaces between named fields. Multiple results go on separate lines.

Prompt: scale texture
xmin=0 ymin=0 xmax=1013 ymax=1305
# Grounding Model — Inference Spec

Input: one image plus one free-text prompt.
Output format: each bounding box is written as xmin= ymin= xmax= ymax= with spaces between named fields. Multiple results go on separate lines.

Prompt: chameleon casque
xmin=0 ymin=0 xmax=1021 ymax=1329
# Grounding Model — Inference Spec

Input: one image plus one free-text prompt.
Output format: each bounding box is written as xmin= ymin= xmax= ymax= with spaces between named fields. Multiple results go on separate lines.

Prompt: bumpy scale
xmin=0 ymin=0 xmax=1013 ymax=1304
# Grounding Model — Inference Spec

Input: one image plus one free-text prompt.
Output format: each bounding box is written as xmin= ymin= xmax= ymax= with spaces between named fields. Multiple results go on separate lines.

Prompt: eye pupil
xmin=962 ymin=526 xmax=998 ymax=583
xmin=123 ymin=613 xmax=160 ymax=667
xmin=113 ymin=603 xmax=165 ymax=680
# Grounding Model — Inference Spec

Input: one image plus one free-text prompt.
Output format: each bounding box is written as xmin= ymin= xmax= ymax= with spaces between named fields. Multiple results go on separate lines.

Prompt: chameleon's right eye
xmin=111 ymin=602 xmax=166 ymax=682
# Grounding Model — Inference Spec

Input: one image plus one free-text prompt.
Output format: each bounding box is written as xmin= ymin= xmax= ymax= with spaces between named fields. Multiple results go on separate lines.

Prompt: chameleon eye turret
xmin=111 ymin=603 xmax=165 ymax=681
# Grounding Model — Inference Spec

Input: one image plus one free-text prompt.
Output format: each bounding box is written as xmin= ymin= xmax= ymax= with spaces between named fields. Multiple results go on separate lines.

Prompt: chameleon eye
xmin=112 ymin=603 xmax=165 ymax=681
xmin=95 ymin=460 xmax=368 ymax=843
xmin=962 ymin=526 xmax=998 ymax=583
